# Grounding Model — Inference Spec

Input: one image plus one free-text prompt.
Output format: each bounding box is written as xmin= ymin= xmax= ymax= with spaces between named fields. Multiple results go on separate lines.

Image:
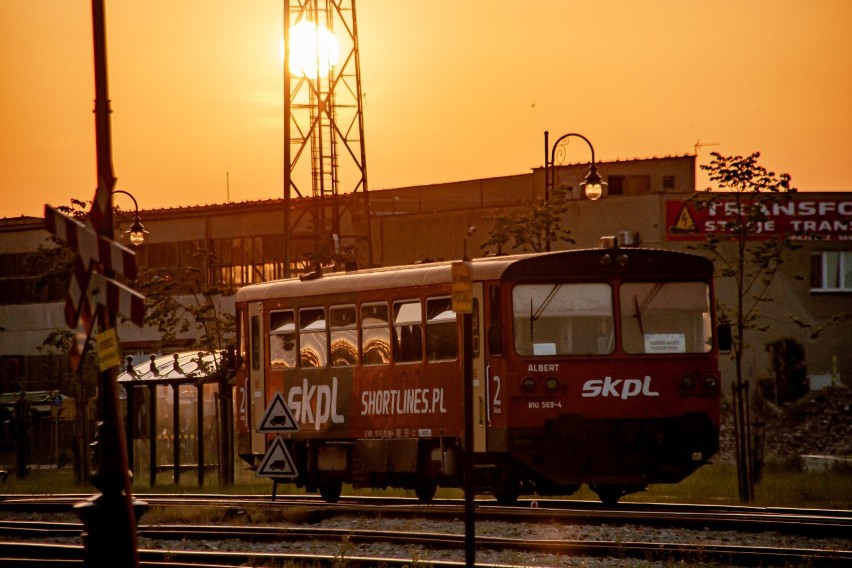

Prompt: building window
xmin=206 ymin=235 xmax=285 ymax=288
xmin=608 ymin=176 xmax=624 ymax=196
xmin=663 ymin=175 xmax=675 ymax=190
xmin=0 ymin=251 xmax=69 ymax=305
xmin=810 ymin=251 xmax=852 ymax=292
xmin=606 ymin=175 xmax=651 ymax=196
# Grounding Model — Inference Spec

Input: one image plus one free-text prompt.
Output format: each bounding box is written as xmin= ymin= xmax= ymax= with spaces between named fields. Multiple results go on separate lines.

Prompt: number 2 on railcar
xmin=234 ymin=239 xmax=729 ymax=504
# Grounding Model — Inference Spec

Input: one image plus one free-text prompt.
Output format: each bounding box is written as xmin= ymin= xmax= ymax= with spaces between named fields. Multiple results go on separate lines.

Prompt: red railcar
xmin=234 ymin=242 xmax=725 ymax=503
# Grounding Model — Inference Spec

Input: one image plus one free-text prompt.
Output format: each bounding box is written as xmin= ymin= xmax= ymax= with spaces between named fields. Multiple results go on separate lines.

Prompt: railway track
xmin=0 ymin=526 xmax=849 ymax=567
xmin=1 ymin=494 xmax=850 ymax=566
xmin=2 ymin=493 xmax=850 ymax=535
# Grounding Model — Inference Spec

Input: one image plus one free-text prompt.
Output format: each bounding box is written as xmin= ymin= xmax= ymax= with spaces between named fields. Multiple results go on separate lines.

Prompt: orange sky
xmin=1 ymin=1 xmax=851 ymax=219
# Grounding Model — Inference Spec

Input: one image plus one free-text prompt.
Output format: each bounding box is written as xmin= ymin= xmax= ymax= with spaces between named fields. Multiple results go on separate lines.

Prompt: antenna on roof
xmin=463 ymin=226 xmax=476 ymax=261
xmin=694 ymin=140 xmax=720 ymax=156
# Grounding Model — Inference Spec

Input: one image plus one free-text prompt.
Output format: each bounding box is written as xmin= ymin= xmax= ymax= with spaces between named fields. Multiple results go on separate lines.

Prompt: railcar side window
xmin=512 ymin=283 xmax=614 ymax=356
xmin=472 ymin=298 xmax=480 ymax=358
xmin=488 ymin=285 xmax=503 ymax=356
xmin=299 ymin=307 xmax=327 ymax=367
xmin=393 ymin=299 xmax=423 ymax=362
xmin=426 ymin=297 xmax=457 ymax=361
xmin=251 ymin=314 xmax=261 ymax=371
xmin=236 ymin=310 xmax=246 ymax=370
xmin=620 ymin=282 xmax=712 ymax=354
xmin=269 ymin=310 xmax=296 ymax=369
xmin=361 ymin=303 xmax=391 ymax=365
xmin=330 ymin=305 xmax=359 ymax=367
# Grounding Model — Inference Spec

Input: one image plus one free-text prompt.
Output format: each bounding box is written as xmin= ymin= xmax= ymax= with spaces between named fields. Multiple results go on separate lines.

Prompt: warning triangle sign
xmin=257 ymin=436 xmax=298 ymax=479
xmin=671 ymin=204 xmax=697 ymax=232
xmin=257 ymin=391 xmax=300 ymax=433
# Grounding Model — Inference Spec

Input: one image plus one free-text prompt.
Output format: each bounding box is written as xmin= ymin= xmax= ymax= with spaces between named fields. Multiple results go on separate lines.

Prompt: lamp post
xmin=543 ymin=131 xmax=606 ymax=252
xmin=545 ymin=131 xmax=606 ymax=203
xmin=112 ymin=190 xmax=148 ymax=246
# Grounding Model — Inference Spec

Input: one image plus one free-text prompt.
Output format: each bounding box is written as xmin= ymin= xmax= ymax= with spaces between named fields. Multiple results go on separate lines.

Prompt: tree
xmin=137 ymin=245 xmax=235 ymax=353
xmin=37 ymin=330 xmax=98 ymax=484
xmin=690 ymin=151 xmax=798 ymax=502
xmin=765 ymin=338 xmax=808 ymax=405
xmin=481 ymin=186 xmax=575 ymax=254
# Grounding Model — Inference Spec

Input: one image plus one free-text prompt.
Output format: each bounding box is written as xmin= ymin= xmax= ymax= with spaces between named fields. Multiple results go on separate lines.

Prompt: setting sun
xmin=286 ymin=21 xmax=339 ymax=79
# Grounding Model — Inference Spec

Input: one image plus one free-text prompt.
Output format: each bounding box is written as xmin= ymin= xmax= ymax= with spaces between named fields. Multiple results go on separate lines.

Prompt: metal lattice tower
xmin=284 ymin=0 xmax=372 ymax=276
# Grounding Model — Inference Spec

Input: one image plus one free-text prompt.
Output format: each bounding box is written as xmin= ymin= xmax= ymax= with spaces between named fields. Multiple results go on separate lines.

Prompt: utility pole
xmin=74 ymin=2 xmax=141 ymax=565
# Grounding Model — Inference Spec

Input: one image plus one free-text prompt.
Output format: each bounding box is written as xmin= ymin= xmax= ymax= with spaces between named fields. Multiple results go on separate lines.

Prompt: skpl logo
xmin=287 ymin=377 xmax=345 ymax=430
xmin=581 ymin=376 xmax=659 ymax=400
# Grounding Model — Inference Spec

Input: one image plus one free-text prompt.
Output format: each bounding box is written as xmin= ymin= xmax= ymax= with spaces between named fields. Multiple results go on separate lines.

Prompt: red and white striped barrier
xmin=89 ymin=272 xmax=145 ymax=325
xmin=44 ymin=205 xmax=137 ymax=279
xmin=43 ymin=190 xmax=146 ymax=372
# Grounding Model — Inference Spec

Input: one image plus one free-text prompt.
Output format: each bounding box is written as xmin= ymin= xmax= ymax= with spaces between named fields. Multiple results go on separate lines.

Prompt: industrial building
xmin=1 ymin=153 xmax=849 ymax=406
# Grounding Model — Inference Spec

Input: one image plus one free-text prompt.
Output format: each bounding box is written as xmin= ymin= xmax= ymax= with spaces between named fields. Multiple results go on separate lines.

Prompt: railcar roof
xmin=235 ymin=253 xmax=526 ymax=302
xmin=235 ymin=247 xmax=712 ymax=302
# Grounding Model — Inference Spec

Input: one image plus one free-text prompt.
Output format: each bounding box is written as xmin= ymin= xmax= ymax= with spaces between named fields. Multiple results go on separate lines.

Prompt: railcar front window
xmin=620 ymin=282 xmax=712 ymax=354
xmin=512 ymin=283 xmax=614 ymax=356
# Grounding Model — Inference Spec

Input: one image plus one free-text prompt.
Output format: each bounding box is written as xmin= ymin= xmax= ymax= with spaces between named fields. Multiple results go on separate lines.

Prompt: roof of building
xmin=117 ymin=351 xmax=226 ymax=384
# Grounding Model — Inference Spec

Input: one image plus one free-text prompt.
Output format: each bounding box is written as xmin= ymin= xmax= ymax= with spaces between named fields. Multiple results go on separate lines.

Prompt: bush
xmin=766 ymin=338 xmax=808 ymax=404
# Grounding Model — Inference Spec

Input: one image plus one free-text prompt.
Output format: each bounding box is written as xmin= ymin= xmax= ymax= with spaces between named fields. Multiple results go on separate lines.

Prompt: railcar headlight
xmin=681 ymin=374 xmax=695 ymax=389
xmin=545 ymin=377 xmax=559 ymax=391
xmin=522 ymin=377 xmax=536 ymax=392
xmin=703 ymin=375 xmax=718 ymax=389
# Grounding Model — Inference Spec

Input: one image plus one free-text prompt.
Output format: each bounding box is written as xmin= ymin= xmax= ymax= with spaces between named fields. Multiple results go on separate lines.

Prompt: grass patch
xmin=616 ymin=462 xmax=852 ymax=509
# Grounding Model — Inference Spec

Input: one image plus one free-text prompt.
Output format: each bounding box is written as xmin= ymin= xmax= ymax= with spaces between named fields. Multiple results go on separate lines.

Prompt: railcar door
xmin=248 ymin=301 xmax=266 ymax=456
xmin=472 ymin=283 xmax=486 ymax=452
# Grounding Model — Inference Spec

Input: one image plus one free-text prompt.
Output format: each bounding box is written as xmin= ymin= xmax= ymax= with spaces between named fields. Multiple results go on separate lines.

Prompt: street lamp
xmin=544 ymin=131 xmax=607 ymax=204
xmin=112 ymin=190 xmax=148 ymax=246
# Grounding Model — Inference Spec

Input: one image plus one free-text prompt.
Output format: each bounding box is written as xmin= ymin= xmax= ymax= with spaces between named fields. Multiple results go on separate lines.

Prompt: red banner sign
xmin=665 ymin=198 xmax=852 ymax=241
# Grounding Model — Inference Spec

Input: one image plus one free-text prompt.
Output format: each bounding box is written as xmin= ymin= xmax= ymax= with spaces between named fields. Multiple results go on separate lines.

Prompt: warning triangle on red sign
xmin=257 ymin=436 xmax=298 ymax=479
xmin=257 ymin=391 xmax=300 ymax=433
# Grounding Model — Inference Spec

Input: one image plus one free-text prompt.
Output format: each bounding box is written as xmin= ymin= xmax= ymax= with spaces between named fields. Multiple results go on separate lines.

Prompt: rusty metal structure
xmin=284 ymin=0 xmax=372 ymax=276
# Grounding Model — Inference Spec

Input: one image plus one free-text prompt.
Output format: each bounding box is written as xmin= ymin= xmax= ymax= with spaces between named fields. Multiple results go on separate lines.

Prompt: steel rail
xmin=2 ymin=493 xmax=850 ymax=535
xmin=0 ymin=520 xmax=850 ymax=567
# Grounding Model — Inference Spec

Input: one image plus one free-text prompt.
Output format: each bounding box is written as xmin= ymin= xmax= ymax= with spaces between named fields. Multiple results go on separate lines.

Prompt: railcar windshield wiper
xmin=529 ymin=284 xmax=562 ymax=341
xmin=632 ymin=282 xmax=664 ymax=336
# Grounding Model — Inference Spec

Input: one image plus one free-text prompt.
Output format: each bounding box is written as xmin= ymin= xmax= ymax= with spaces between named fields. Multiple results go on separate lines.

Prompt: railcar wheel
xmin=590 ymin=484 xmax=624 ymax=505
xmin=414 ymin=478 xmax=437 ymax=503
xmin=493 ymin=485 xmax=520 ymax=505
xmin=493 ymin=466 xmax=522 ymax=504
xmin=319 ymin=478 xmax=343 ymax=503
